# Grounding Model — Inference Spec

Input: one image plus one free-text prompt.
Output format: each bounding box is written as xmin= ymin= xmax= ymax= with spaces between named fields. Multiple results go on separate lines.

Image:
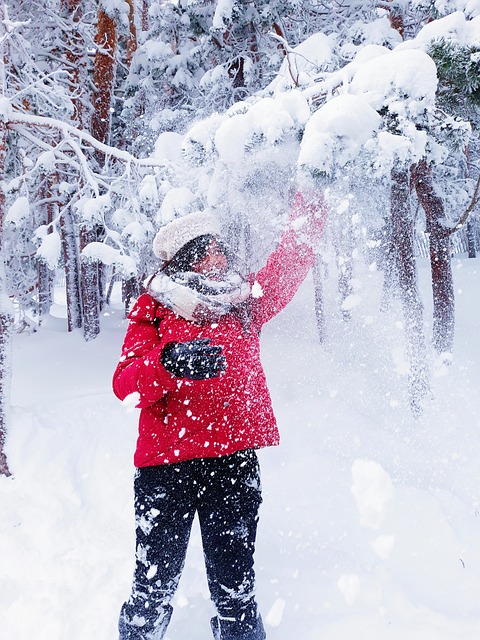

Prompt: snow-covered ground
xmin=1 ymin=256 xmax=480 ymax=640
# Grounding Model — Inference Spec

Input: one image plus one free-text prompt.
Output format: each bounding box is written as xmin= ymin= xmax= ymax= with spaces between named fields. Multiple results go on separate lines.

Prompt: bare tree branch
xmin=450 ymin=172 xmax=480 ymax=234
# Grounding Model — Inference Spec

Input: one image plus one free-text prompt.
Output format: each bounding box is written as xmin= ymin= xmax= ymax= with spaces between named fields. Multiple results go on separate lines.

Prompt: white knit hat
xmin=152 ymin=209 xmax=221 ymax=261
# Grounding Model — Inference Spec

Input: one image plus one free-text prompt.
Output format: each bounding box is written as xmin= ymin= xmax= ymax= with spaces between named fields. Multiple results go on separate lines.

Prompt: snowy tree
xmin=0 ymin=3 xmax=15 ymax=475
xmin=426 ymin=15 xmax=480 ymax=259
xmin=399 ymin=8 xmax=480 ymax=353
xmin=1 ymin=0 xmax=153 ymax=341
xmin=119 ymin=0 xmax=384 ymax=154
xmin=143 ymin=6 xmax=477 ymax=413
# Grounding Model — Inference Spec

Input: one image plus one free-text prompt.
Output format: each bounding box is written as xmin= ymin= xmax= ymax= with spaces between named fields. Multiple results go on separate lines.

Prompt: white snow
xmin=268 ymin=32 xmax=336 ymax=92
xmin=212 ymin=0 xmax=235 ymax=29
xmin=81 ymin=242 xmax=136 ymax=276
xmin=153 ymin=132 xmax=184 ymax=164
xmin=351 ymin=459 xmax=394 ymax=530
xmin=121 ymin=221 xmax=150 ymax=247
xmin=214 ymin=93 xmax=310 ymax=165
xmin=398 ymin=11 xmax=480 ymax=50
xmin=298 ymin=94 xmax=381 ymax=175
xmin=35 ymin=229 xmax=62 ymax=270
xmin=265 ymin=597 xmax=286 ymax=627
xmin=5 ymin=196 xmax=31 ymax=226
xmin=296 ymin=46 xmax=442 ymax=179
xmin=0 ymin=95 xmax=12 ymax=116
xmin=122 ymin=392 xmax=140 ymax=411
xmin=435 ymin=0 xmax=480 ymax=19
xmin=75 ymin=194 xmax=111 ymax=224
xmin=182 ymin=112 xmax=227 ymax=165
xmin=251 ymin=280 xmax=264 ymax=299
xmin=1 ymin=256 xmax=480 ymax=640
xmin=157 ymin=187 xmax=199 ymax=225
xmin=36 ymin=151 xmax=57 ymax=170
xmin=350 ymin=49 xmax=438 ymax=115
xmin=138 ymin=175 xmax=159 ymax=206
xmin=341 ymin=293 xmax=362 ymax=311
xmin=99 ymin=0 xmax=129 ymax=19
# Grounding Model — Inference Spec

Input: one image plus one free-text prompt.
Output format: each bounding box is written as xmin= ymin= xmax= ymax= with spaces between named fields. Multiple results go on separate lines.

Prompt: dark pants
xmin=119 ymin=449 xmax=266 ymax=640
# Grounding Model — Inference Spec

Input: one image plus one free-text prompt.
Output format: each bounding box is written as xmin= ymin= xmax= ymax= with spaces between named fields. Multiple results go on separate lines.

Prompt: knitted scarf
xmin=146 ymin=271 xmax=252 ymax=324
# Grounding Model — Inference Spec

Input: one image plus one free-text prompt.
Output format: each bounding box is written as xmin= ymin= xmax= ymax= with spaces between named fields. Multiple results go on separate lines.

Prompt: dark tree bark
xmin=466 ymin=220 xmax=476 ymax=258
xmin=313 ymin=255 xmax=325 ymax=343
xmin=91 ymin=8 xmax=118 ymax=160
xmin=36 ymin=260 xmax=52 ymax=317
xmin=60 ymin=206 xmax=83 ymax=332
xmin=141 ymin=0 xmax=149 ymax=32
xmin=84 ymin=7 xmax=121 ymax=334
xmin=61 ymin=0 xmax=90 ymax=129
xmin=390 ymin=167 xmax=429 ymax=414
xmin=382 ymin=0 xmax=431 ymax=410
xmin=337 ymin=255 xmax=353 ymax=322
xmin=122 ymin=276 xmax=140 ymax=316
xmin=36 ymin=173 xmax=54 ymax=317
xmin=125 ymin=0 xmax=138 ymax=66
xmin=411 ymin=159 xmax=455 ymax=354
xmin=80 ymin=226 xmax=100 ymax=340
xmin=0 ymin=308 xmax=12 ymax=477
xmin=380 ymin=217 xmax=397 ymax=311
xmin=216 ymin=21 xmax=259 ymax=101
xmin=464 ymin=148 xmax=478 ymax=259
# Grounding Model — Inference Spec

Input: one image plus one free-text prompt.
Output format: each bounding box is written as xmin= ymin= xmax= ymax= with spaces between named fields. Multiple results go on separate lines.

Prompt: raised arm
xmin=252 ymin=191 xmax=327 ymax=328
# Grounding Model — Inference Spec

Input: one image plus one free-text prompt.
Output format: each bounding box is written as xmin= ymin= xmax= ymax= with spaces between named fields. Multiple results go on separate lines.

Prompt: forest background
xmin=0 ymin=0 xmax=479 ymax=487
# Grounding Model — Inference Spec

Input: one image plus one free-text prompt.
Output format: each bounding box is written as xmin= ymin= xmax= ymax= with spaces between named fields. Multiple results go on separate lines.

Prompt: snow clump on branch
xmin=298 ymin=94 xmax=381 ymax=177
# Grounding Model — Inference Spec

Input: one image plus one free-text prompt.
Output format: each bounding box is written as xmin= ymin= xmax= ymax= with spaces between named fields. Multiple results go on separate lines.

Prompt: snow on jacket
xmin=113 ymin=195 xmax=325 ymax=467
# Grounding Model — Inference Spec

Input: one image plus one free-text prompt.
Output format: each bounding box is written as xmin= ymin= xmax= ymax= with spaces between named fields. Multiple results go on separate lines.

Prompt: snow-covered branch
xmin=9 ymin=112 xmax=165 ymax=168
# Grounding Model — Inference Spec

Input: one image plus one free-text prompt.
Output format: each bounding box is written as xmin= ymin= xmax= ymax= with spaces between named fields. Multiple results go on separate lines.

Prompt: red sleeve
xmin=112 ymin=294 xmax=176 ymax=408
xmin=252 ymin=191 xmax=327 ymax=327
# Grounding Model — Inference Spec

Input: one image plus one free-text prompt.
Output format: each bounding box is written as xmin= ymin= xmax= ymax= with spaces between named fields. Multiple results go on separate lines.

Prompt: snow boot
xmin=118 ymin=604 xmax=172 ymax=640
xmin=210 ymin=614 xmax=266 ymax=640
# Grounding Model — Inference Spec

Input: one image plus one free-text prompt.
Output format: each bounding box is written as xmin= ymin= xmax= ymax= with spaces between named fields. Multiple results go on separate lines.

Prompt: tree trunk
xmin=411 ymin=159 xmax=455 ymax=354
xmin=122 ymin=276 xmax=140 ymax=316
xmin=466 ymin=219 xmax=476 ymax=258
xmin=37 ymin=260 xmax=52 ymax=317
xmin=91 ymin=8 xmax=118 ymax=162
xmin=60 ymin=206 xmax=82 ymax=331
xmin=141 ymin=0 xmax=149 ymax=31
xmin=0 ymin=306 xmax=12 ymax=477
xmin=390 ymin=167 xmax=429 ymax=414
xmin=337 ymin=254 xmax=353 ymax=322
xmin=61 ymin=0 xmax=90 ymax=129
xmin=380 ymin=217 xmax=397 ymax=311
xmin=222 ymin=22 xmax=258 ymax=101
xmin=36 ymin=174 xmax=53 ymax=317
xmin=464 ymin=146 xmax=477 ymax=259
xmin=80 ymin=226 xmax=100 ymax=340
xmin=313 ymin=255 xmax=325 ymax=343
xmin=386 ymin=2 xmax=405 ymax=39
xmin=125 ymin=0 xmax=138 ymax=66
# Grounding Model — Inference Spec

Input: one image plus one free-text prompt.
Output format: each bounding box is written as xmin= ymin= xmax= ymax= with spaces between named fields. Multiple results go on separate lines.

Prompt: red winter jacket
xmin=113 ymin=195 xmax=325 ymax=467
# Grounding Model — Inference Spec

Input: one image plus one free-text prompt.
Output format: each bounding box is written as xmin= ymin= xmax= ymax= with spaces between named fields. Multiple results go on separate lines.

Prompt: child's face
xmin=192 ymin=239 xmax=228 ymax=278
